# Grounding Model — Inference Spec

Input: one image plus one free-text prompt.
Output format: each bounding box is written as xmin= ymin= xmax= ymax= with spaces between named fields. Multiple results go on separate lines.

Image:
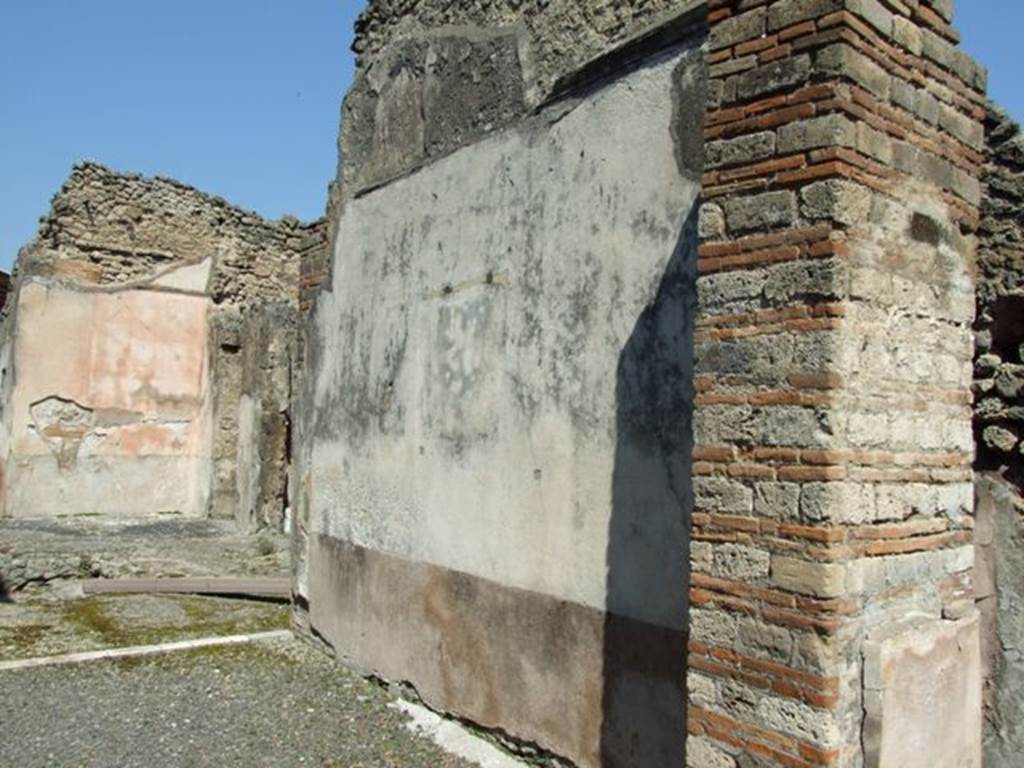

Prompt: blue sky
xmin=0 ymin=1 xmax=1020 ymax=270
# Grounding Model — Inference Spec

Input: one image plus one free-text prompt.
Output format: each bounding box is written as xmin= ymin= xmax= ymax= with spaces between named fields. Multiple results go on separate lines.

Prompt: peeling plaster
xmin=29 ymin=396 xmax=100 ymax=471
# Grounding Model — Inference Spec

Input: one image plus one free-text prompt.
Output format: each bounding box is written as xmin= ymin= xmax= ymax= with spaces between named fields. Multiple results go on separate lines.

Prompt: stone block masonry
xmin=291 ymin=1 xmax=994 ymax=766
xmin=692 ymin=0 xmax=984 ymax=766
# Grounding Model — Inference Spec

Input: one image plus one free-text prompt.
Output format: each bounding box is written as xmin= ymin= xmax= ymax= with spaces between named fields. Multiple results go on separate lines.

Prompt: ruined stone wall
xmin=0 ymin=272 xmax=11 ymax=312
xmin=298 ymin=1 xmax=989 ymax=765
xmin=974 ymin=104 xmax=1024 ymax=767
xmin=692 ymin=1 xmax=985 ymax=766
xmin=297 ymin=2 xmax=708 ymax=765
xmin=353 ymin=0 xmax=694 ymax=101
xmin=976 ymin=107 xmax=1024 ymax=480
xmin=340 ymin=0 xmax=714 ymax=198
xmin=298 ymin=219 xmax=330 ymax=314
xmin=4 ymin=163 xmax=305 ymax=523
xmin=237 ymin=302 xmax=298 ymax=533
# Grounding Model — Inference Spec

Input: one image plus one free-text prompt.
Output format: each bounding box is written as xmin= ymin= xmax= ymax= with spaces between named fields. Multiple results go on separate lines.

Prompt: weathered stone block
xmin=709 ymin=7 xmax=766 ymax=51
xmin=892 ymin=16 xmax=922 ymax=56
xmin=983 ymin=425 xmax=1019 ymax=454
xmin=800 ymin=482 xmax=875 ymax=524
xmin=767 ymin=0 xmax=844 ymax=32
xmin=849 ymin=0 xmax=894 ymax=36
xmin=856 ymin=123 xmax=894 ymax=164
xmin=699 ymin=203 xmax=726 ymax=239
xmin=770 ymin=555 xmax=847 ymax=598
xmin=691 ymin=607 xmax=740 ymax=649
xmin=724 ymin=190 xmax=798 ymax=232
xmin=755 ymin=693 xmax=840 ymax=748
xmin=800 ymin=179 xmax=872 ymax=225
xmin=737 ymin=615 xmax=794 ymax=660
xmin=705 ymin=132 xmax=776 ymax=169
xmin=996 ymin=364 xmax=1024 ymax=399
xmin=753 ymin=482 xmax=801 ymax=519
xmin=694 ymin=476 xmax=754 ymax=515
xmin=735 ymin=55 xmax=812 ymax=101
xmin=814 ymin=44 xmax=891 ymax=100
xmin=713 ymin=544 xmax=771 ymax=581
xmin=777 ymin=114 xmax=857 ymax=154
xmin=862 ymin=615 xmax=982 ymax=768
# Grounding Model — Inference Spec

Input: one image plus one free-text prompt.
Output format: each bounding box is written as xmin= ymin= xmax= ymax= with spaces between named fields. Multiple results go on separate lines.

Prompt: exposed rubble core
xmin=353 ymin=0 xmax=697 ymax=100
xmin=0 ymin=163 xmax=324 ymax=527
xmin=974 ymin=104 xmax=1024 ymax=767
xmin=976 ymin=106 xmax=1024 ymax=484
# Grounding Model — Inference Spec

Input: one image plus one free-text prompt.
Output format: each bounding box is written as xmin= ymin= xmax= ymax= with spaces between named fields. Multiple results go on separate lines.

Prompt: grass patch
xmin=63 ymin=595 xmax=290 ymax=649
xmin=117 ymin=636 xmax=300 ymax=671
xmin=1 ymin=595 xmax=291 ymax=662
xmin=0 ymin=624 xmax=52 ymax=656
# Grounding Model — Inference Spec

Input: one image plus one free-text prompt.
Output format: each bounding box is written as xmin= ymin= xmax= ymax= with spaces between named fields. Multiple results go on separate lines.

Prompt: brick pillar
xmin=689 ymin=1 xmax=986 ymax=766
xmin=298 ymin=219 xmax=330 ymax=315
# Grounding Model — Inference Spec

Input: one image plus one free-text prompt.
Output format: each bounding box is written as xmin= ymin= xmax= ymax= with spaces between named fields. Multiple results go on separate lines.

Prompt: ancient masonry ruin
xmin=3 ymin=0 xmax=1024 ymax=766
xmin=0 ymin=164 xmax=326 ymax=529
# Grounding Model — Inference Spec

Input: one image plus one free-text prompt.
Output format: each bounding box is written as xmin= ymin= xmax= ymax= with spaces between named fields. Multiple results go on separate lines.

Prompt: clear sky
xmin=0 ymin=1 xmax=1020 ymax=271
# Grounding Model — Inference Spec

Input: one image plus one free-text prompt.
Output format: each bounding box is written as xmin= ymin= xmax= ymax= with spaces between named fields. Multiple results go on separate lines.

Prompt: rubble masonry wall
xmin=2 ymin=163 xmax=311 ymax=524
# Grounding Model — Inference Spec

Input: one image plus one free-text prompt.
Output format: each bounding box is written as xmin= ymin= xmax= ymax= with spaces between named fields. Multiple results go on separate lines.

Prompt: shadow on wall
xmin=601 ymin=205 xmax=698 ymax=767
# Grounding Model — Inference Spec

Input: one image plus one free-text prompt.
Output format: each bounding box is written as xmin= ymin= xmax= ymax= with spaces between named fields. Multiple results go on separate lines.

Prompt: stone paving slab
xmin=0 ymin=517 xmax=289 ymax=596
xmin=81 ymin=576 xmax=291 ymax=599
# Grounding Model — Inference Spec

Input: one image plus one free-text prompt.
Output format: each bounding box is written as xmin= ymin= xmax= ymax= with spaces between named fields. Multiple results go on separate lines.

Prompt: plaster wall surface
xmin=4 ymin=281 xmax=212 ymax=518
xmin=302 ymin=35 xmax=705 ymax=767
xmin=862 ymin=614 xmax=982 ymax=768
xmin=236 ymin=302 xmax=297 ymax=533
xmin=2 ymin=163 xmax=311 ymax=526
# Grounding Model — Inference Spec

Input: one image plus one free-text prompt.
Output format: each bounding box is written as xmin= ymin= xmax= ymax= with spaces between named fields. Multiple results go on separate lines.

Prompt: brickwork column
xmin=298 ymin=219 xmax=330 ymax=315
xmin=688 ymin=1 xmax=986 ymax=765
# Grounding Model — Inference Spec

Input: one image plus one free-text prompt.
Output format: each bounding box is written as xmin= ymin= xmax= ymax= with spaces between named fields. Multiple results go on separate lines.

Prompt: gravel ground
xmin=0 ymin=638 xmax=478 ymax=768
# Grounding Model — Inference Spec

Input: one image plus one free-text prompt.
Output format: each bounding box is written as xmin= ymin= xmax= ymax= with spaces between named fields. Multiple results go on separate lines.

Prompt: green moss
xmin=0 ymin=624 xmax=51 ymax=655
xmin=62 ymin=597 xmax=122 ymax=640
xmin=62 ymin=595 xmax=290 ymax=649
xmin=1 ymin=595 xmax=290 ymax=663
xmin=120 ymin=637 xmax=299 ymax=671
